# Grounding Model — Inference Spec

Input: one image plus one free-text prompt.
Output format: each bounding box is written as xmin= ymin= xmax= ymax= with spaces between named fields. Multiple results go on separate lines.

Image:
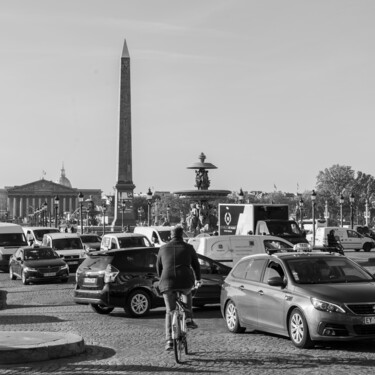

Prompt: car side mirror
xmin=16 ymin=257 xmax=22 ymax=261
xmin=267 ymin=276 xmax=285 ymax=287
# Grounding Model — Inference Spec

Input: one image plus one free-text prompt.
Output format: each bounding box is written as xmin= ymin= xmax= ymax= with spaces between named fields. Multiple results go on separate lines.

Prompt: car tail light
xmin=104 ymin=264 xmax=119 ymax=283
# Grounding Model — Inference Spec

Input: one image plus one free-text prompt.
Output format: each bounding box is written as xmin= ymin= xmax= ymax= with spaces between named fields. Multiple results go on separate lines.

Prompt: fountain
xmin=174 ymin=153 xmax=231 ymax=236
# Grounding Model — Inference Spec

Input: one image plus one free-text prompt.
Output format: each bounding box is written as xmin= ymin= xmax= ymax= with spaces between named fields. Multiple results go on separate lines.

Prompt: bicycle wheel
xmin=173 ymin=337 xmax=183 ymax=363
xmin=183 ymin=334 xmax=188 ymax=355
xmin=173 ymin=314 xmax=184 ymax=363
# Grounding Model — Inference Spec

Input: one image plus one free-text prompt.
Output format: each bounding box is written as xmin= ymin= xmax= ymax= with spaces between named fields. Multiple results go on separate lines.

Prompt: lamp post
xmin=365 ymin=199 xmax=370 ymax=226
xmin=78 ymin=192 xmax=84 ymax=234
xmin=350 ymin=192 xmax=355 ymax=229
xmin=166 ymin=205 xmax=170 ymax=224
xmin=339 ymin=194 xmax=344 ymax=227
xmin=299 ymin=198 xmax=304 ymax=229
xmin=120 ymin=199 xmax=126 ymax=230
xmin=146 ymin=188 xmax=153 ymax=226
xmin=238 ymin=188 xmax=244 ymax=204
xmin=43 ymin=201 xmax=48 ymax=227
xmin=102 ymin=201 xmax=107 ymax=235
xmin=54 ymin=196 xmax=59 ymax=229
xmin=311 ymin=190 xmax=317 ymax=246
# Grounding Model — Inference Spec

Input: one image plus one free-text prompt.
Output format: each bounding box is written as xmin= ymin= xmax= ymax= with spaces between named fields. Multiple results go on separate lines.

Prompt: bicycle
xmin=171 ymin=282 xmax=201 ymax=364
xmin=171 ymin=291 xmax=189 ymax=363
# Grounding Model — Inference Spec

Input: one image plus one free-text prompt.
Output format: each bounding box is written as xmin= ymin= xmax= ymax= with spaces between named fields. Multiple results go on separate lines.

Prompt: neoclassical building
xmin=3 ymin=166 xmax=101 ymax=223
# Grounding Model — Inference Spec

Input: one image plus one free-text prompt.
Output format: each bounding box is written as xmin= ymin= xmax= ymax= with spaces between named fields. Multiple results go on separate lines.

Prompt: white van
xmin=188 ymin=235 xmax=294 ymax=267
xmin=314 ymin=226 xmax=375 ymax=252
xmin=22 ymin=226 xmax=60 ymax=246
xmin=133 ymin=226 xmax=189 ymax=246
xmin=42 ymin=233 xmax=86 ymax=269
xmin=100 ymin=233 xmax=152 ymax=250
xmin=0 ymin=223 xmax=28 ymax=272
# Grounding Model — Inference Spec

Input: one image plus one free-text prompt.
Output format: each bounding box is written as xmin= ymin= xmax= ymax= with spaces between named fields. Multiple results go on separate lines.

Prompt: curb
xmin=0 ymin=331 xmax=85 ymax=364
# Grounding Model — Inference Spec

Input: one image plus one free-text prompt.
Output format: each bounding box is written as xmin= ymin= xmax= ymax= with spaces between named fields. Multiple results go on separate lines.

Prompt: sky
xmin=1 ymin=0 xmax=375 ymax=197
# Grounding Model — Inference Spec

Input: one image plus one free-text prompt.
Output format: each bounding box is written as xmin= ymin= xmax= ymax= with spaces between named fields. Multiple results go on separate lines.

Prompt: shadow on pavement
xmin=0 ymin=314 xmax=65 ymax=324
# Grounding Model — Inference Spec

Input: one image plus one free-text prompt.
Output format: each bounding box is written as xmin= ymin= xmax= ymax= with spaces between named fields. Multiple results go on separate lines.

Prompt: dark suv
xmin=74 ymin=247 xmax=231 ymax=317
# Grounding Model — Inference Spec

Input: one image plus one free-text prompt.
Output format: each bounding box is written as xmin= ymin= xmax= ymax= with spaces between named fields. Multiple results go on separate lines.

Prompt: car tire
xmin=289 ymin=308 xmax=313 ymax=349
xmin=363 ymin=243 xmax=372 ymax=252
xmin=90 ymin=304 xmax=114 ymax=315
xmin=21 ymin=271 xmax=29 ymax=285
xmin=124 ymin=289 xmax=151 ymax=317
xmin=9 ymin=267 xmax=16 ymax=280
xmin=225 ymin=300 xmax=245 ymax=333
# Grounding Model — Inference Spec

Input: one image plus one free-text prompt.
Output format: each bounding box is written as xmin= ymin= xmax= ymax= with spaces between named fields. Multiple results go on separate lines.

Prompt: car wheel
xmin=21 ymin=271 xmax=29 ymax=285
xmin=363 ymin=243 xmax=372 ymax=252
xmin=289 ymin=308 xmax=313 ymax=349
xmin=225 ymin=300 xmax=245 ymax=333
xmin=124 ymin=289 xmax=151 ymax=317
xmin=90 ymin=304 xmax=114 ymax=315
xmin=9 ymin=267 xmax=16 ymax=280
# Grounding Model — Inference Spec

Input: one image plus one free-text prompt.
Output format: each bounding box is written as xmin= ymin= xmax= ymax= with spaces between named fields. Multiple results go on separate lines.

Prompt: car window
xmin=0 ymin=233 xmax=28 ymax=247
xmin=245 ymin=259 xmax=266 ymax=282
xmin=118 ymin=237 xmax=151 ymax=248
xmin=231 ymin=259 xmax=252 ymax=279
xmin=159 ymin=231 xmax=172 ymax=242
xmin=347 ymin=230 xmax=360 ymax=238
xmin=52 ymin=238 xmax=83 ymax=250
xmin=262 ymin=260 xmax=285 ymax=283
xmin=264 ymin=240 xmax=293 ymax=251
xmin=112 ymin=250 xmax=157 ymax=272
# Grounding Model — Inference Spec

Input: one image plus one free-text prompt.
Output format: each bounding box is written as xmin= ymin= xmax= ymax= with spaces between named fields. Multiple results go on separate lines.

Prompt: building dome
xmin=57 ymin=163 xmax=72 ymax=188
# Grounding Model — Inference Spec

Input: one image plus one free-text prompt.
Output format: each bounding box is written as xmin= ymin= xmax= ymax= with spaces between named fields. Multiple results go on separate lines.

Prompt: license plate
xmin=84 ymin=278 xmax=97 ymax=284
xmin=364 ymin=317 xmax=375 ymax=325
xmin=44 ymin=272 xmax=56 ymax=277
xmin=67 ymin=261 xmax=78 ymax=265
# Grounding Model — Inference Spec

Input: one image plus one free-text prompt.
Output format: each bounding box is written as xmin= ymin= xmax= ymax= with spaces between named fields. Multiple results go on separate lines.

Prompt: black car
xmin=74 ymin=247 xmax=231 ymax=317
xmin=9 ymin=246 xmax=69 ymax=285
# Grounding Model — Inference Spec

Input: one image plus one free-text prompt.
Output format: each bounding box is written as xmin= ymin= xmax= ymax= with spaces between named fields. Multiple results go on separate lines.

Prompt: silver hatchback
xmin=220 ymin=250 xmax=375 ymax=348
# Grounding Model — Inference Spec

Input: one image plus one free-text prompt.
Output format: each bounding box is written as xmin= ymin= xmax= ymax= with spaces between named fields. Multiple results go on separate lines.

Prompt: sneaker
xmin=165 ymin=340 xmax=173 ymax=351
xmin=186 ymin=319 xmax=198 ymax=329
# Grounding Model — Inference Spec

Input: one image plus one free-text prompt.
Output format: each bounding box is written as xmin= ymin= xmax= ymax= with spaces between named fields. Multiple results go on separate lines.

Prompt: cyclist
xmin=156 ymin=225 xmax=201 ymax=351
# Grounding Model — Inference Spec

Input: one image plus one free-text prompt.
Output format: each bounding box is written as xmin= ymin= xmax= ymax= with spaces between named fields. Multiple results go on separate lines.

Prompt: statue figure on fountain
xmin=195 ymin=169 xmax=210 ymax=190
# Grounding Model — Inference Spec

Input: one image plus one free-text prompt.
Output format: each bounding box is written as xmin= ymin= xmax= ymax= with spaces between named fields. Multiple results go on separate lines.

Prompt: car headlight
xmin=23 ymin=266 xmax=37 ymax=272
xmin=60 ymin=264 xmax=69 ymax=271
xmin=311 ymin=297 xmax=346 ymax=314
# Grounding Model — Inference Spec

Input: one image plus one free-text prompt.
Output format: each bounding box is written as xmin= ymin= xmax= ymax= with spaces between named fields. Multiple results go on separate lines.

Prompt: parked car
xmin=22 ymin=226 xmax=60 ymax=246
xmin=9 ymin=245 xmax=69 ymax=284
xmin=42 ymin=233 xmax=86 ymax=270
xmin=314 ymin=227 xmax=375 ymax=252
xmin=0 ymin=223 xmax=28 ymax=272
xmin=79 ymin=234 xmax=102 ymax=252
xmin=74 ymin=247 xmax=231 ymax=317
xmin=100 ymin=233 xmax=152 ymax=250
xmin=221 ymin=250 xmax=375 ymax=348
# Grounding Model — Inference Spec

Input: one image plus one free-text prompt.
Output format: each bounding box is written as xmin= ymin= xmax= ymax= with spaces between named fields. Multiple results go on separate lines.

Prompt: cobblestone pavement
xmin=1 ymin=251 xmax=375 ymax=375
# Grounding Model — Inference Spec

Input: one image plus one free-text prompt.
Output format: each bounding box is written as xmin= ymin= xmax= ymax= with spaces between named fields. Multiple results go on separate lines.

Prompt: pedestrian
xmin=26 ymin=230 xmax=34 ymax=246
xmin=156 ymin=225 xmax=201 ymax=351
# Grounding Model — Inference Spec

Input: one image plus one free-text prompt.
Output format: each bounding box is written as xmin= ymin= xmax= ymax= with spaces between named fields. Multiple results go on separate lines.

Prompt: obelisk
xmin=112 ymin=39 xmax=136 ymax=228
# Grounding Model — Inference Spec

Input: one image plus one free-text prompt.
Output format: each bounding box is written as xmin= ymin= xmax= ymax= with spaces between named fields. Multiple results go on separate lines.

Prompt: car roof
xmin=23 ymin=227 xmax=59 ymax=230
xmin=89 ymin=246 xmax=156 ymax=255
xmin=17 ymin=245 xmax=53 ymax=251
xmin=102 ymin=233 xmax=148 ymax=239
xmin=44 ymin=233 xmax=81 ymax=239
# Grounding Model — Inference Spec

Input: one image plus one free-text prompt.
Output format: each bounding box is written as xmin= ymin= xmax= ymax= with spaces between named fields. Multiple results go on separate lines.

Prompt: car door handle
xmin=257 ymin=290 xmax=264 ymax=295
xmin=239 ymin=285 xmax=245 ymax=290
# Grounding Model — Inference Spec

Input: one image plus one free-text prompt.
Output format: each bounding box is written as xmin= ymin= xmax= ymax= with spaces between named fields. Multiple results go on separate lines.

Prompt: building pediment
xmin=7 ymin=179 xmax=77 ymax=195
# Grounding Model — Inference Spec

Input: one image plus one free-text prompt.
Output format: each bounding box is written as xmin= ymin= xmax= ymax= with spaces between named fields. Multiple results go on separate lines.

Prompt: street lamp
xmin=299 ymin=198 xmax=304 ymax=229
xmin=78 ymin=192 xmax=84 ymax=234
xmin=54 ymin=196 xmax=59 ymax=229
xmin=365 ymin=199 xmax=370 ymax=226
xmin=121 ymin=199 xmax=126 ymax=230
xmin=350 ymin=192 xmax=355 ymax=229
xmin=238 ymin=188 xmax=244 ymax=204
xmin=339 ymin=194 xmax=344 ymax=227
xmin=43 ymin=201 xmax=48 ymax=227
xmin=311 ymin=190 xmax=317 ymax=246
xmin=146 ymin=188 xmax=153 ymax=227
xmin=166 ymin=205 xmax=170 ymax=224
xmin=102 ymin=201 xmax=107 ymax=235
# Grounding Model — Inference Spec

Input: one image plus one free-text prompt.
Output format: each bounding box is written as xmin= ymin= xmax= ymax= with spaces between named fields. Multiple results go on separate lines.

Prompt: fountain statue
xmin=174 ymin=153 xmax=231 ymax=236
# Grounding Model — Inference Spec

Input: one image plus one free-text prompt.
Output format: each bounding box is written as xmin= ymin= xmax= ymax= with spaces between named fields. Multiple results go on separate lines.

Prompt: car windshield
xmin=286 ymin=257 xmax=374 ymax=284
xmin=33 ymin=229 xmax=59 ymax=241
xmin=0 ymin=233 xmax=27 ymax=247
xmin=81 ymin=235 xmax=101 ymax=243
xmin=159 ymin=231 xmax=172 ymax=242
xmin=52 ymin=238 xmax=83 ymax=250
xmin=267 ymin=221 xmax=303 ymax=236
xmin=118 ymin=237 xmax=151 ymax=248
xmin=24 ymin=248 xmax=57 ymax=260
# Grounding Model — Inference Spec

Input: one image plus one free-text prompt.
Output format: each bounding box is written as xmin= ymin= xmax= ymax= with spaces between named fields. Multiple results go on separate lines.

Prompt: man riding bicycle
xmin=156 ymin=225 xmax=201 ymax=351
